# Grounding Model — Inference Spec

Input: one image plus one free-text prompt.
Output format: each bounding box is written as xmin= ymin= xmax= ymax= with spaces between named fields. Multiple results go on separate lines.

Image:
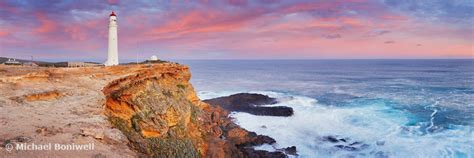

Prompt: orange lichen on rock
xmin=21 ymin=90 xmax=63 ymax=102
xmin=164 ymin=107 xmax=180 ymax=127
xmin=102 ymin=63 xmax=204 ymax=157
xmin=104 ymin=98 xmax=136 ymax=121
xmin=138 ymin=120 xmax=168 ymax=138
xmin=0 ymin=70 xmax=53 ymax=83
xmin=102 ymin=63 xmax=286 ymax=158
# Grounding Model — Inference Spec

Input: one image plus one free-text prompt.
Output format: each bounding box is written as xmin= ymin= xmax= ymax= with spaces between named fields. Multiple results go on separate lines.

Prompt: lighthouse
xmin=105 ymin=11 xmax=119 ymax=66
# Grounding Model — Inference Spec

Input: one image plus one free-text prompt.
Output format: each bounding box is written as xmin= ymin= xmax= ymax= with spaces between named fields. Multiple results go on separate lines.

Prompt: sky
xmin=0 ymin=0 xmax=473 ymax=61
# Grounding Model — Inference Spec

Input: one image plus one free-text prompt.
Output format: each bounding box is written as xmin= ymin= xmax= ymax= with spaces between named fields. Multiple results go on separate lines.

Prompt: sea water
xmin=179 ymin=60 xmax=474 ymax=158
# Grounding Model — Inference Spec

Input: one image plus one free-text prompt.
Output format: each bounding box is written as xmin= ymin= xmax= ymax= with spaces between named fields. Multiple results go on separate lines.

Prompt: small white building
xmin=150 ymin=55 xmax=159 ymax=61
xmin=4 ymin=59 xmax=21 ymax=65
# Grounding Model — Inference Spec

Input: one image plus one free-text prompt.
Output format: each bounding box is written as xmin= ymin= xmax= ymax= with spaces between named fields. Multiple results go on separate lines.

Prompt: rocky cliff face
xmin=102 ymin=64 xmax=286 ymax=157
xmin=0 ymin=63 xmax=291 ymax=157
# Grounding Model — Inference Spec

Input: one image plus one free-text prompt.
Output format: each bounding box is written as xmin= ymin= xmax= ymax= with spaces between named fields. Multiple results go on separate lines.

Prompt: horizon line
xmin=1 ymin=56 xmax=473 ymax=62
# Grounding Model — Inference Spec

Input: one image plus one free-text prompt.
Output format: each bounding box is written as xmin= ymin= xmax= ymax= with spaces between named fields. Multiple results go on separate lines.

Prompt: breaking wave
xmin=199 ymin=91 xmax=473 ymax=158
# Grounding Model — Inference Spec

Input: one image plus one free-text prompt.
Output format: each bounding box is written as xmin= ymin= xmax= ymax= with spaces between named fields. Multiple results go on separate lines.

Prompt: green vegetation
xmin=147 ymin=137 xmax=199 ymax=158
xmin=177 ymin=84 xmax=186 ymax=90
xmin=108 ymin=115 xmax=199 ymax=158
xmin=189 ymin=102 xmax=202 ymax=124
xmin=162 ymin=90 xmax=173 ymax=97
xmin=131 ymin=114 xmax=142 ymax=132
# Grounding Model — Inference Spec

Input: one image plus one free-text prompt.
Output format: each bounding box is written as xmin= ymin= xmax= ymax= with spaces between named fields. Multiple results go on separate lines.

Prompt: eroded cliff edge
xmin=102 ymin=64 xmax=287 ymax=157
xmin=0 ymin=63 xmax=290 ymax=157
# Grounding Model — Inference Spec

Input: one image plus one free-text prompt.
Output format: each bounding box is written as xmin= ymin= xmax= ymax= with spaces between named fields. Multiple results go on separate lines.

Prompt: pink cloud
xmin=0 ymin=1 xmax=471 ymax=59
xmin=34 ymin=12 xmax=57 ymax=34
xmin=107 ymin=0 xmax=118 ymax=5
xmin=0 ymin=30 xmax=10 ymax=37
xmin=147 ymin=8 xmax=263 ymax=40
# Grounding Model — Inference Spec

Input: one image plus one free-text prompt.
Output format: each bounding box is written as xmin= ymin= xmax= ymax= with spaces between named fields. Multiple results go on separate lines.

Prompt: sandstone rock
xmin=36 ymin=126 xmax=64 ymax=136
xmin=91 ymin=153 xmax=106 ymax=158
xmin=1 ymin=136 xmax=33 ymax=147
xmin=81 ymin=128 xmax=105 ymax=140
xmin=103 ymin=128 xmax=129 ymax=144
xmin=11 ymin=90 xmax=63 ymax=103
xmin=103 ymin=65 xmax=205 ymax=157
xmin=0 ymin=71 xmax=51 ymax=83
xmin=102 ymin=64 xmax=294 ymax=157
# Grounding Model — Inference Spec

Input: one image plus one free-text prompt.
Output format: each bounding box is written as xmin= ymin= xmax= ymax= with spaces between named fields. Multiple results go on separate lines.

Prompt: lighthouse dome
xmin=110 ymin=11 xmax=116 ymax=17
xmin=150 ymin=55 xmax=159 ymax=61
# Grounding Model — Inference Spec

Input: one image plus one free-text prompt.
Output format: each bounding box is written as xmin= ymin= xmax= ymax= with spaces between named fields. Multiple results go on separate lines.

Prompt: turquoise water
xmin=179 ymin=60 xmax=474 ymax=158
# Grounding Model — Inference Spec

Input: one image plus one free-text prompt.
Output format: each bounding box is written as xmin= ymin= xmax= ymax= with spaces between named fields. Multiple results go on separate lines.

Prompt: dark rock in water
xmin=375 ymin=151 xmax=389 ymax=158
xmin=349 ymin=141 xmax=362 ymax=146
xmin=323 ymin=135 xmax=370 ymax=152
xmin=335 ymin=145 xmax=358 ymax=151
xmin=360 ymin=144 xmax=370 ymax=149
xmin=323 ymin=136 xmax=340 ymax=143
xmin=206 ymin=93 xmax=277 ymax=106
xmin=241 ymin=148 xmax=287 ymax=158
xmin=344 ymin=146 xmax=358 ymax=151
xmin=283 ymin=146 xmax=298 ymax=156
xmin=238 ymin=134 xmax=277 ymax=147
xmin=204 ymin=93 xmax=294 ymax=117
xmin=253 ymin=135 xmax=277 ymax=145
xmin=334 ymin=142 xmax=370 ymax=152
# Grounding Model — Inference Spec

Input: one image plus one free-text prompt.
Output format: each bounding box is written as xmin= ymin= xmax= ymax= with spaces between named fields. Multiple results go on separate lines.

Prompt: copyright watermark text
xmin=3 ymin=143 xmax=94 ymax=152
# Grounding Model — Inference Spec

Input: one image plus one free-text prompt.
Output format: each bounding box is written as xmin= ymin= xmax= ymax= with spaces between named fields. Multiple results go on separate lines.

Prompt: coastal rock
xmin=204 ymin=93 xmax=294 ymax=116
xmin=241 ymin=148 xmax=287 ymax=158
xmin=10 ymin=90 xmax=63 ymax=103
xmin=92 ymin=153 xmax=107 ymax=158
xmin=103 ymin=65 xmax=202 ymax=157
xmin=322 ymin=136 xmax=340 ymax=143
xmin=80 ymin=128 xmax=105 ymax=140
xmin=1 ymin=136 xmax=33 ymax=147
xmin=103 ymin=64 xmax=294 ymax=157
xmin=0 ymin=64 xmax=184 ymax=157
xmin=0 ymin=71 xmax=52 ymax=83
xmin=283 ymin=146 xmax=298 ymax=156
xmin=319 ymin=135 xmax=370 ymax=152
xmin=35 ymin=126 xmax=64 ymax=136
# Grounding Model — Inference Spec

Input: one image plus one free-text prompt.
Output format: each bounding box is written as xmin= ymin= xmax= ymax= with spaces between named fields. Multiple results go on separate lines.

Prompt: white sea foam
xmin=199 ymin=91 xmax=473 ymax=158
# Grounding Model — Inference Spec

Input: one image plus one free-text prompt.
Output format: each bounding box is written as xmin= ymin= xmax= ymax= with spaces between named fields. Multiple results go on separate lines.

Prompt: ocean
xmin=178 ymin=59 xmax=474 ymax=158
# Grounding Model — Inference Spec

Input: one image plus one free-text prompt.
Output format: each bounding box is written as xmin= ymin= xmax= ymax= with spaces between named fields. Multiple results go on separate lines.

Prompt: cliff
xmin=103 ymin=64 xmax=206 ymax=157
xmin=102 ymin=64 xmax=285 ymax=157
xmin=0 ymin=63 xmax=288 ymax=157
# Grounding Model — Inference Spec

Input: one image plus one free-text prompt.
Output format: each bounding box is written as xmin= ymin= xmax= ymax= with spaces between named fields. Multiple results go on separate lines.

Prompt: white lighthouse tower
xmin=105 ymin=11 xmax=119 ymax=66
